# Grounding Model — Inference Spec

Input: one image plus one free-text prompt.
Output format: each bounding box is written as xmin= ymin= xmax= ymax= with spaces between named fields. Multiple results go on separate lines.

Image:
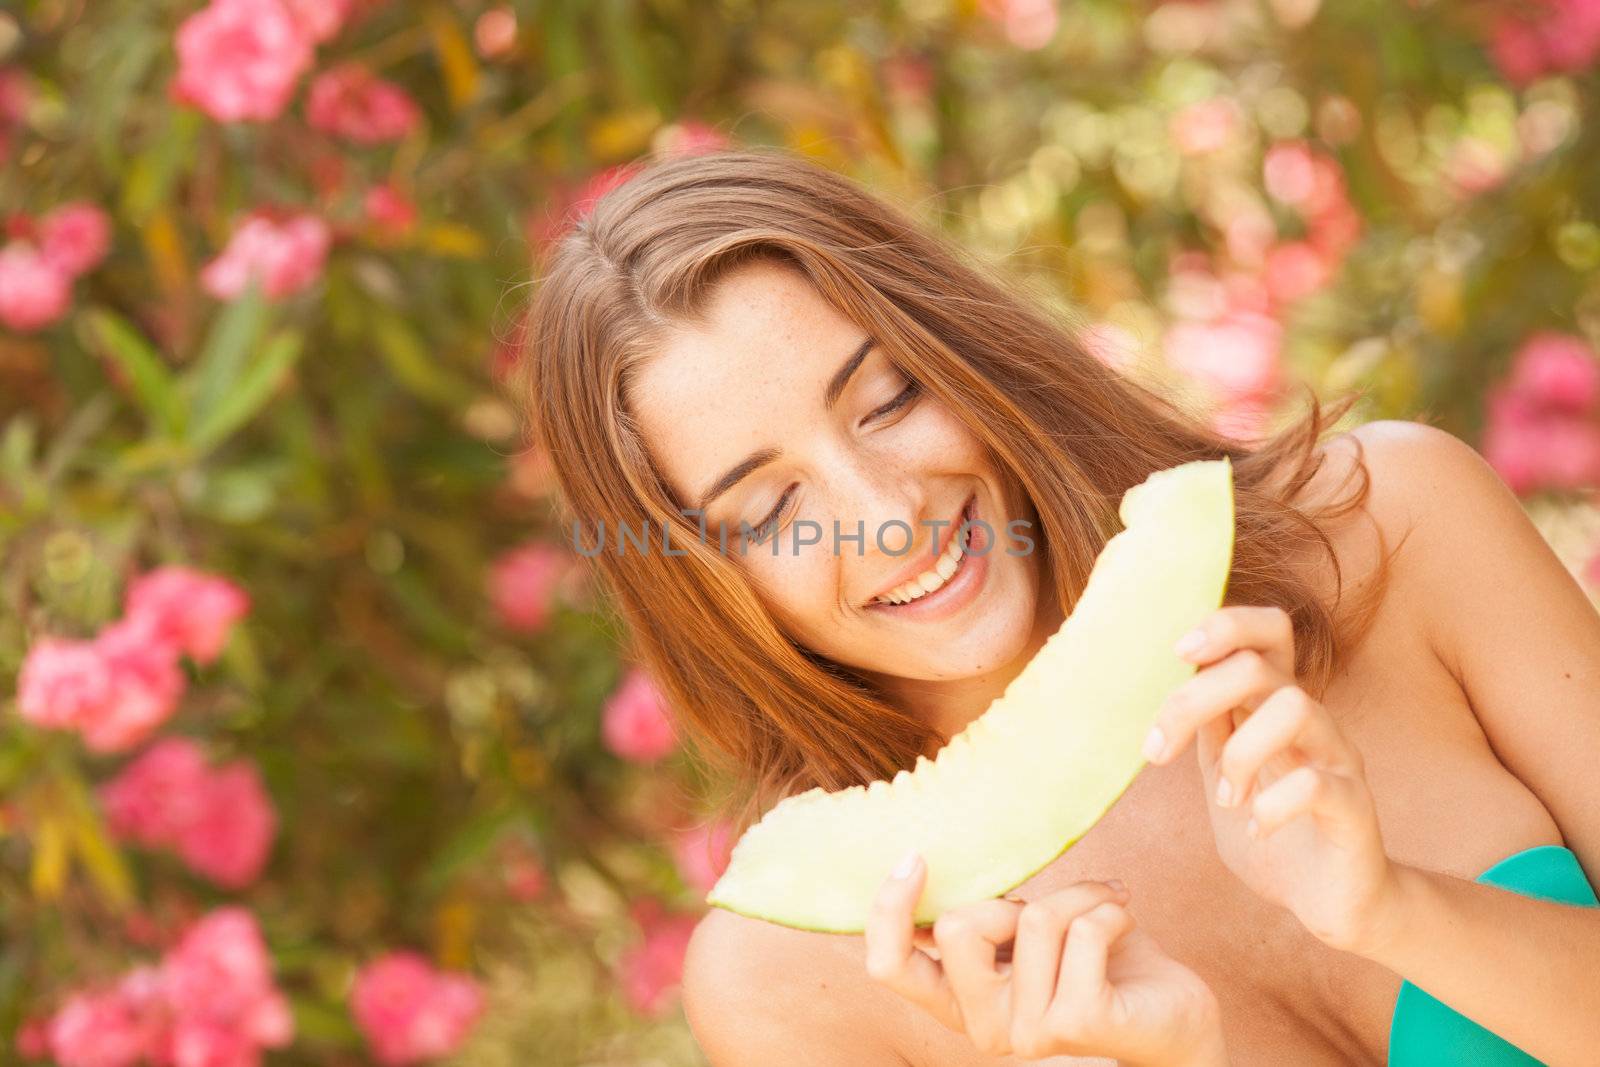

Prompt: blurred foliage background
xmin=4 ymin=0 xmax=1600 ymax=1064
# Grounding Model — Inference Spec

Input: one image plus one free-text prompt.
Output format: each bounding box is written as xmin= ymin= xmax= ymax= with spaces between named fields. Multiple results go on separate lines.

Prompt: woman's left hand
xmin=1141 ymin=605 xmax=1405 ymax=955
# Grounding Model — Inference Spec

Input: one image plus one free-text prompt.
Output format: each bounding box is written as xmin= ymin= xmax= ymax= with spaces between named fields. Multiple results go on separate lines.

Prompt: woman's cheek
xmin=745 ymin=538 xmax=848 ymax=644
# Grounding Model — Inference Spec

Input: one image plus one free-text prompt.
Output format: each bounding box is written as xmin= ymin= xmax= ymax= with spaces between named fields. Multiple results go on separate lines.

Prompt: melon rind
xmin=706 ymin=458 xmax=1236 ymax=933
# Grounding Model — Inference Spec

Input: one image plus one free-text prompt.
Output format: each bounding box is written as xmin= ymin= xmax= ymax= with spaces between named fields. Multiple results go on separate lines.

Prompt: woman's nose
xmin=826 ymin=459 xmax=927 ymax=561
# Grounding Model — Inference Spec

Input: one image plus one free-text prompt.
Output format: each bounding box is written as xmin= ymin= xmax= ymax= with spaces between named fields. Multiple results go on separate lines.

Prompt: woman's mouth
xmin=865 ymin=494 xmax=990 ymax=621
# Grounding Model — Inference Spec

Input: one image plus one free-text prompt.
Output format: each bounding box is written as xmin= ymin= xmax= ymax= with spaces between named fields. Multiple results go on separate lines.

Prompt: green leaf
xmin=62 ymin=783 xmax=134 ymax=911
xmin=83 ymin=308 xmax=185 ymax=437
xmin=0 ymin=414 xmax=37 ymax=490
xmin=371 ymin=316 xmax=473 ymax=407
xmin=418 ymin=805 xmax=520 ymax=898
xmin=189 ymin=279 xmax=269 ymax=422
xmin=288 ymin=993 xmax=362 ymax=1044
xmin=189 ymin=329 xmax=305 ymax=456
xmin=123 ymin=108 xmax=202 ymax=222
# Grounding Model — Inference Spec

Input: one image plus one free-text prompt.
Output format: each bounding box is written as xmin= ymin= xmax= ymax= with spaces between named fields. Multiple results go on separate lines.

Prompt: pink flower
xmin=1262 ymin=140 xmax=1349 ymax=222
xmin=1583 ymin=541 xmax=1600 ymax=587
xmin=125 ymin=565 xmax=251 ymax=666
xmin=881 ymin=54 xmax=935 ymax=104
xmin=473 ymin=7 xmax=518 ymax=58
xmin=351 ymin=952 xmax=484 ymax=1066
xmin=160 ymin=910 xmax=294 ymax=1066
xmin=617 ymin=901 xmax=697 ymax=1018
xmin=0 ymin=67 xmax=26 ymax=166
xmin=100 ymin=737 xmax=212 ymax=846
xmin=670 ymin=819 xmax=735 ymax=894
xmin=0 ymin=241 xmax=72 ymax=333
xmin=38 ymin=202 xmax=112 ymax=278
xmin=201 ymin=213 xmax=330 ymax=301
xmin=654 ymin=120 xmax=730 ymax=158
xmin=1163 ymin=307 xmax=1284 ymax=402
xmin=16 ymin=636 xmax=114 ymax=730
xmin=306 ymin=63 xmax=422 ymax=145
xmin=162 ymin=909 xmax=291 ymax=1042
xmin=81 ymin=612 xmax=187 ymax=753
xmin=601 ymin=669 xmax=677 ymax=763
xmin=1263 ymin=241 xmax=1330 ymax=305
xmin=283 ymin=0 xmax=352 ymax=42
xmin=528 ymin=163 xmax=642 ymax=246
xmin=1307 ymin=200 xmax=1362 ymax=262
xmin=1079 ymin=322 xmax=1140 ymax=374
xmin=1169 ymin=97 xmax=1241 ymax=156
xmin=43 ymin=911 xmax=290 ymax=1067
xmin=1508 ymin=331 xmax=1600 ymax=413
xmin=364 ymin=183 xmax=417 ymax=234
xmin=176 ymin=761 xmax=277 ymax=889
xmin=101 ymin=739 xmax=277 ymax=889
xmin=1488 ymin=0 xmax=1600 ymax=85
xmin=0 ymin=65 xmax=31 ymax=126
xmin=1491 ymin=14 xmax=1548 ymax=85
xmin=1482 ymin=385 xmax=1600 ymax=495
xmin=14 ymin=1015 xmax=50 ymax=1059
xmin=487 ymin=543 xmax=568 ymax=632
xmin=171 ymin=0 xmax=314 ymax=123
xmin=978 ymin=0 xmax=1060 ymax=50
xmin=46 ymin=982 xmax=156 ymax=1067
xmin=503 ymin=853 xmax=547 ymax=902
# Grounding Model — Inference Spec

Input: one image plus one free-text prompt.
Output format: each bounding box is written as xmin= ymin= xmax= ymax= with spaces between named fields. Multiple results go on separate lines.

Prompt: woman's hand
xmin=1143 ymin=605 xmax=1405 ymax=955
xmin=864 ymin=856 xmax=1228 ymax=1065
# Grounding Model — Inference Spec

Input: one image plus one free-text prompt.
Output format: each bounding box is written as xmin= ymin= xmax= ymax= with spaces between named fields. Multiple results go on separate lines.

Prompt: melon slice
xmin=706 ymin=457 xmax=1236 ymax=933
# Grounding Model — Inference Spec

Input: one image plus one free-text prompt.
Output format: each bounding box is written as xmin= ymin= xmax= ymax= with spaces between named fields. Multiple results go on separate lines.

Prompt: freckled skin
xmin=630 ymin=259 xmax=1065 ymax=740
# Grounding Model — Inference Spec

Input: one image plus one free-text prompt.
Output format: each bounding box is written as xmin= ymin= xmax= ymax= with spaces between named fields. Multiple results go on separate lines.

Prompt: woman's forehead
xmin=627 ymin=264 xmax=870 ymax=504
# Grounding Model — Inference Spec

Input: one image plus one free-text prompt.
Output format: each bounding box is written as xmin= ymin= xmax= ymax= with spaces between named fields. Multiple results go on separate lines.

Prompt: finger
xmin=1010 ymin=882 xmax=1129 ymax=1044
xmin=1056 ymin=901 xmax=1137 ymax=1014
xmin=865 ymin=853 xmax=957 ymax=1027
xmin=1173 ymin=605 xmax=1296 ymax=676
xmin=1217 ymin=685 xmax=1361 ymax=809
xmin=1146 ymin=648 xmax=1285 ymax=765
xmin=933 ymin=898 xmax=1024 ymax=1052
xmin=1248 ymin=764 xmax=1371 ymax=847
xmin=1193 ymin=706 xmax=1236 ymax=789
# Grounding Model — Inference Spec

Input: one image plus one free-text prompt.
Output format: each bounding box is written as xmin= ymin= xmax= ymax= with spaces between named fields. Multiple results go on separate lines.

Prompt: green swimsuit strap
xmin=1387 ymin=844 xmax=1599 ymax=1066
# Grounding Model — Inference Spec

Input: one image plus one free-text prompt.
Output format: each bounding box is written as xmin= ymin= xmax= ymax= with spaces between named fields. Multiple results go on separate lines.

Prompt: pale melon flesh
xmin=706 ymin=458 xmax=1236 ymax=933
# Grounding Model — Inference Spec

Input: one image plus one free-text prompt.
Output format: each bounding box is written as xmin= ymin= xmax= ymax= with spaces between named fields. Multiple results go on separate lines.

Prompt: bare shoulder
xmin=1335 ymin=417 xmax=1530 ymax=569
xmin=683 ymin=906 xmax=909 ymax=1066
xmin=1321 ymin=418 xmax=1552 ymax=661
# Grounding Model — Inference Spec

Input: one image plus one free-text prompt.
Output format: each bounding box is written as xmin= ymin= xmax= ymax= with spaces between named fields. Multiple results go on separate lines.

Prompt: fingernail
xmin=1141 ymin=726 xmax=1166 ymax=762
xmin=1174 ymin=629 xmax=1207 ymax=657
xmin=1106 ymin=879 xmax=1127 ymax=894
xmin=892 ymin=850 xmax=920 ymax=880
xmin=1215 ymin=778 xmax=1233 ymax=807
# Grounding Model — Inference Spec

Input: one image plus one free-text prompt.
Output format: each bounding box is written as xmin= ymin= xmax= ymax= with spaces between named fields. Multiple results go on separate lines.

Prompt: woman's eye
xmin=863 ymin=378 xmax=922 ymax=425
xmin=747 ymin=484 xmax=797 ymax=542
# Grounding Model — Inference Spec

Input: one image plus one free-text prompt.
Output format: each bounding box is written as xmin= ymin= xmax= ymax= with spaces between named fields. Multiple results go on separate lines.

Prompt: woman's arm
xmin=1340 ymin=420 xmax=1600 ymax=1064
xmin=1145 ymin=420 xmax=1600 ymax=1067
xmin=683 ymin=908 xmax=908 ymax=1066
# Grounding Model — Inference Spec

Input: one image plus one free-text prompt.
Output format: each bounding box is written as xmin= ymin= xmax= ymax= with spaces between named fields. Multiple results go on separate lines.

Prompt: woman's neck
xmin=900 ymin=586 xmax=1068 ymax=747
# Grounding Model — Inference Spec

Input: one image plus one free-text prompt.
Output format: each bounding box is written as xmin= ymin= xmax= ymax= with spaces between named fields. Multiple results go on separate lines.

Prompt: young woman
xmin=514 ymin=148 xmax=1600 ymax=1065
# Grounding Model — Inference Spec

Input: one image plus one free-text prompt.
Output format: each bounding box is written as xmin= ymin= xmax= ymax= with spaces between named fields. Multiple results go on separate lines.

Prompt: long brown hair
xmin=511 ymin=147 xmax=1393 ymax=832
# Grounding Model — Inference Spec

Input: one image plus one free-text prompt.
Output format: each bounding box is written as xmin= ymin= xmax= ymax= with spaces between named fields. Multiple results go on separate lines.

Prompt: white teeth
xmin=874 ymin=522 xmax=969 ymax=606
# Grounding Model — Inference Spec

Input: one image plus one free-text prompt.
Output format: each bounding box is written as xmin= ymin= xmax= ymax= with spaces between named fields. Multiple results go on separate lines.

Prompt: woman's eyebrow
xmin=692 ymin=336 xmax=875 ymax=514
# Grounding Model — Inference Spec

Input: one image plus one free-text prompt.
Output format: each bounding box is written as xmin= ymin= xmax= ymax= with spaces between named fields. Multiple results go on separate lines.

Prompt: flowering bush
xmin=5 ymin=1 xmax=1600 ymax=1065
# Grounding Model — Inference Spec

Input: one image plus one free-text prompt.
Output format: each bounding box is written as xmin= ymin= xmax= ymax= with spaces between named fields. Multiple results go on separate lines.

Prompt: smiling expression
xmin=628 ymin=258 xmax=1061 ymax=725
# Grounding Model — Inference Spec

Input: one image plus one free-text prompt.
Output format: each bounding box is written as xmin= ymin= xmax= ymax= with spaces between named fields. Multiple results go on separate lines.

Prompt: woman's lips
xmin=865 ymin=493 xmax=989 ymax=621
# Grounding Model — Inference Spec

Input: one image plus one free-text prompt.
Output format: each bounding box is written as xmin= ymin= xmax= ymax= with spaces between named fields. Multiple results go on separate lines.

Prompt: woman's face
xmin=630 ymin=259 xmax=1060 ymax=732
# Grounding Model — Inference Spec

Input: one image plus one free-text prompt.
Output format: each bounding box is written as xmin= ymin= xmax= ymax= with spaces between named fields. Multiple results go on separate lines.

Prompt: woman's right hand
xmin=864 ymin=854 xmax=1229 ymax=1066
